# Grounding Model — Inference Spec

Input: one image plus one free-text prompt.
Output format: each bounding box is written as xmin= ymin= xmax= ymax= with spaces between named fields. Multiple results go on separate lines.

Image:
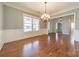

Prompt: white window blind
xmin=23 ymin=14 xmax=40 ymax=32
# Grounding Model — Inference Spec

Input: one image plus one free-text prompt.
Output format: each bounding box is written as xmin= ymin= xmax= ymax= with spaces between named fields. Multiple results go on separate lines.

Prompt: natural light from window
xmin=23 ymin=14 xmax=40 ymax=32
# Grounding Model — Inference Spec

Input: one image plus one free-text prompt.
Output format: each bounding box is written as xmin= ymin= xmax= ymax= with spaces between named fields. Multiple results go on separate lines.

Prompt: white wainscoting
xmin=0 ymin=31 xmax=4 ymax=50
xmin=75 ymin=29 xmax=79 ymax=41
xmin=3 ymin=28 xmax=48 ymax=43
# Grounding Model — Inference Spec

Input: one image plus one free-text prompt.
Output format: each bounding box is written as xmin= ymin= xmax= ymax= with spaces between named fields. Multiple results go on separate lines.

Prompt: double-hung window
xmin=33 ymin=19 xmax=39 ymax=31
xmin=24 ymin=14 xmax=40 ymax=32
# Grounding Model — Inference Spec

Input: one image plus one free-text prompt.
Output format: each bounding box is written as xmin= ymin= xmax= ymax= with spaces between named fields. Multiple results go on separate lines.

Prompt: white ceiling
xmin=4 ymin=2 xmax=79 ymax=16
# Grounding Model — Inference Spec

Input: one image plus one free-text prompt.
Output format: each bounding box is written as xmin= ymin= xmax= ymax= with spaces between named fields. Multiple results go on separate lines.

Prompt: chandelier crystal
xmin=41 ymin=2 xmax=50 ymax=21
xmin=41 ymin=13 xmax=50 ymax=20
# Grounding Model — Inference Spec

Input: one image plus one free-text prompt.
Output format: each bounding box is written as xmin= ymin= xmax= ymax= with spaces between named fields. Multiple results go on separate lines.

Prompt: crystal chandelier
xmin=41 ymin=2 xmax=50 ymax=21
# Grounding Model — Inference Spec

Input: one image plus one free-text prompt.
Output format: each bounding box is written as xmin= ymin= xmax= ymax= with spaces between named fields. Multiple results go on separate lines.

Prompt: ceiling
xmin=3 ymin=2 xmax=79 ymax=17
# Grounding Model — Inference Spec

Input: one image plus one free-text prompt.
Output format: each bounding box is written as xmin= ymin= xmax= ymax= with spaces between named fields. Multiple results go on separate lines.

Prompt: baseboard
xmin=49 ymin=32 xmax=69 ymax=35
xmin=48 ymin=32 xmax=56 ymax=34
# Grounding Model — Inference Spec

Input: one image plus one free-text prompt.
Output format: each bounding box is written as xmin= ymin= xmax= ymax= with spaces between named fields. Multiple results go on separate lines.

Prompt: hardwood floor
xmin=0 ymin=33 xmax=78 ymax=57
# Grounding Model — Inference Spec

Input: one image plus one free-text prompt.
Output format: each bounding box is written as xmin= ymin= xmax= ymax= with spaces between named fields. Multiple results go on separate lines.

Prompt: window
xmin=24 ymin=17 xmax=32 ymax=32
xmin=24 ymin=14 xmax=40 ymax=32
xmin=33 ymin=19 xmax=40 ymax=31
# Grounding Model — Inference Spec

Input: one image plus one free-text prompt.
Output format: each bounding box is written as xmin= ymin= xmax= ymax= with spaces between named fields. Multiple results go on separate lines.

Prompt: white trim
xmin=3 ymin=28 xmax=47 ymax=43
xmin=51 ymin=12 xmax=75 ymax=19
xmin=74 ymin=29 xmax=79 ymax=41
xmin=0 ymin=43 xmax=4 ymax=50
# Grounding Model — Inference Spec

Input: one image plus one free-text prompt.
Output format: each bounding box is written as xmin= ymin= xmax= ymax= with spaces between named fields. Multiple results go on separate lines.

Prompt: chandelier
xmin=41 ymin=2 xmax=50 ymax=21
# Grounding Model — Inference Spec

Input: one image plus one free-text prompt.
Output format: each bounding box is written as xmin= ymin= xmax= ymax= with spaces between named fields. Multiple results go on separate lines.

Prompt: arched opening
xmin=56 ymin=23 xmax=62 ymax=33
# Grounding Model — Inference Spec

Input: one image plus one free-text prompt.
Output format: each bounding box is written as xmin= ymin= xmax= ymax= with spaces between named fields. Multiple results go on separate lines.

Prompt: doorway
xmin=47 ymin=21 xmax=50 ymax=33
xmin=56 ymin=23 xmax=62 ymax=33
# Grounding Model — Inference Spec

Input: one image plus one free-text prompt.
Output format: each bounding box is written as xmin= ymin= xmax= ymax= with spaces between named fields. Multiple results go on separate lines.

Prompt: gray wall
xmin=75 ymin=10 xmax=79 ymax=30
xmin=62 ymin=16 xmax=70 ymax=34
xmin=52 ymin=8 xmax=79 ymax=31
xmin=40 ymin=21 xmax=47 ymax=28
xmin=0 ymin=3 xmax=3 ymax=50
xmin=50 ymin=19 xmax=57 ymax=33
xmin=50 ymin=16 xmax=70 ymax=34
xmin=4 ymin=5 xmax=24 ymax=30
xmin=0 ymin=3 xmax=3 ymax=30
xmin=3 ymin=5 xmax=46 ymax=30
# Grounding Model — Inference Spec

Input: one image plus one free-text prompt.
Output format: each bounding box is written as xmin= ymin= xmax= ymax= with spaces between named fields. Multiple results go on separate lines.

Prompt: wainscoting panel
xmin=3 ymin=28 xmax=48 ymax=43
xmin=0 ymin=31 xmax=4 ymax=50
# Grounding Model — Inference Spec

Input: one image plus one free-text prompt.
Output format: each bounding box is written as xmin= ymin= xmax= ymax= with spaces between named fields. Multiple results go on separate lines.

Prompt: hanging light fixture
xmin=41 ymin=2 xmax=50 ymax=21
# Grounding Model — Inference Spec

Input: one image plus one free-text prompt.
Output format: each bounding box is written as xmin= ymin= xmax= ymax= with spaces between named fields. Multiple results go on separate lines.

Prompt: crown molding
xmin=50 ymin=5 xmax=79 ymax=19
xmin=3 ymin=3 xmax=79 ymax=19
xmin=50 ymin=12 xmax=75 ymax=19
xmin=3 ymin=3 xmax=41 ymax=17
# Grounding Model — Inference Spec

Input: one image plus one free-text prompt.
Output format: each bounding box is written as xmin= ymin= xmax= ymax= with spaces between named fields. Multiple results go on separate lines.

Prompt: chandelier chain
xmin=45 ymin=2 xmax=47 ymax=13
xmin=41 ymin=2 xmax=50 ymax=21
